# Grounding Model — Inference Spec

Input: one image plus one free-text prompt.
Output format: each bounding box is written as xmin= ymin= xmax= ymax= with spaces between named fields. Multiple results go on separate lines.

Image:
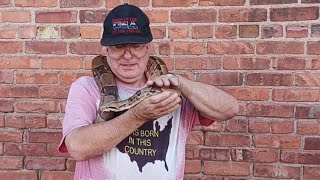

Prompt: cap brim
xmin=100 ymin=35 xmax=152 ymax=46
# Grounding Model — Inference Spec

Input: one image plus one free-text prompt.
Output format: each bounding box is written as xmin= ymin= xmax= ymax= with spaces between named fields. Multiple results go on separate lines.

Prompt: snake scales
xmin=92 ymin=55 xmax=180 ymax=123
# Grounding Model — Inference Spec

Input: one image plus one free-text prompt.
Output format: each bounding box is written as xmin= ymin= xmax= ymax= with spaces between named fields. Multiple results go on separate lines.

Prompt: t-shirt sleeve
xmin=58 ymin=78 xmax=98 ymax=153
xmin=180 ymin=99 xmax=214 ymax=132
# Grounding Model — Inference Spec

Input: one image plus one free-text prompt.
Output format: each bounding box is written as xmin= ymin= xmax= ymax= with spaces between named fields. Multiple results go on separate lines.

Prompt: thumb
xmin=147 ymin=80 xmax=154 ymax=86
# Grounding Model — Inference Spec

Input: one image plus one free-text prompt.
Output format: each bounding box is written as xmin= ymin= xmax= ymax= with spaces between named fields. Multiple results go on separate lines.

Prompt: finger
xmin=162 ymin=78 xmax=171 ymax=87
xmin=168 ymin=77 xmax=179 ymax=87
xmin=154 ymin=92 xmax=180 ymax=109
xmin=153 ymin=78 xmax=164 ymax=87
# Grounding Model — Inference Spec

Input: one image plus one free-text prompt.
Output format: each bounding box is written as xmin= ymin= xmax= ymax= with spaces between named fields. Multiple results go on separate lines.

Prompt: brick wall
xmin=0 ymin=0 xmax=319 ymax=179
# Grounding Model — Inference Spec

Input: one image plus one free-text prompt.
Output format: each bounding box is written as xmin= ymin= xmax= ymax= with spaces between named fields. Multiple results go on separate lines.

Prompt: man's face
xmin=103 ymin=43 xmax=150 ymax=86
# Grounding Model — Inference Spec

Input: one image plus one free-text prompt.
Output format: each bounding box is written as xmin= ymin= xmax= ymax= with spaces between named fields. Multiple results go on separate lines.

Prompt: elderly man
xmin=59 ymin=3 xmax=239 ymax=180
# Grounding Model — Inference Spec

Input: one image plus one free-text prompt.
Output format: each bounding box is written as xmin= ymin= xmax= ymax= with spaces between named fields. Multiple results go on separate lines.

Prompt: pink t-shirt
xmin=58 ymin=76 xmax=213 ymax=180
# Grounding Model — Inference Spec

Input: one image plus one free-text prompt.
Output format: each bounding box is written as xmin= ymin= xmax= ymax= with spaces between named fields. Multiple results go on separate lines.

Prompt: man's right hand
xmin=129 ymin=91 xmax=181 ymax=122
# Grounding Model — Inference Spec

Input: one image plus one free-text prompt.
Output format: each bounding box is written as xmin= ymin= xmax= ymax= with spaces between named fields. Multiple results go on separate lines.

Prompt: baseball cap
xmin=100 ymin=3 xmax=153 ymax=46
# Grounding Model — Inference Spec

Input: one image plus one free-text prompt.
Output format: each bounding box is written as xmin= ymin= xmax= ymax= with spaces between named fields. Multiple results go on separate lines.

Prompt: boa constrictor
xmin=92 ymin=55 xmax=180 ymax=123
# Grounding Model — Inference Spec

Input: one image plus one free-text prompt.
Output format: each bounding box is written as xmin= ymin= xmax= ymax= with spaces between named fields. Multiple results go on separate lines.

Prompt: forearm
xmin=65 ymin=109 xmax=144 ymax=161
xmin=177 ymin=75 xmax=239 ymax=121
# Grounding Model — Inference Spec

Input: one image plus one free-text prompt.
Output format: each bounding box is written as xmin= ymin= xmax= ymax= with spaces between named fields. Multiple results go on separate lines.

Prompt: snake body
xmin=92 ymin=55 xmax=173 ymax=123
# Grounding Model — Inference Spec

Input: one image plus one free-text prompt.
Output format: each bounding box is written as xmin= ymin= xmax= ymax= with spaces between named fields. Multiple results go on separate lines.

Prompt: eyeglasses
xmin=107 ymin=44 xmax=148 ymax=60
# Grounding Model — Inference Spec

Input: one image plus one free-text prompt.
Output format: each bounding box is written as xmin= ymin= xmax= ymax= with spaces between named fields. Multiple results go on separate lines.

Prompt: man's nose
xmin=123 ymin=48 xmax=133 ymax=59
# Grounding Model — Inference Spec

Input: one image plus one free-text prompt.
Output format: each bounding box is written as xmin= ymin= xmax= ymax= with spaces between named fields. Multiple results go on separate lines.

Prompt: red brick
xmin=254 ymin=165 xmax=300 ymax=179
xmin=0 ymin=171 xmax=37 ymax=180
xmin=18 ymin=26 xmax=37 ymax=39
xmin=60 ymin=72 xmax=92 ymax=85
xmin=199 ymin=148 xmax=229 ymax=161
xmin=205 ymin=133 xmax=250 ymax=147
xmin=0 ymin=130 xmax=23 ymax=142
xmin=27 ymin=131 xmax=62 ymax=143
xmin=208 ymin=41 xmax=254 ymax=55
xmin=79 ymin=10 xmax=108 ymax=23
xmin=1 ymin=11 xmax=31 ymax=22
xmin=215 ymin=25 xmax=237 ymax=39
xmin=224 ymin=88 xmax=269 ymax=101
xmin=261 ymin=25 xmax=283 ymax=39
xmin=15 ymin=101 xmax=59 ymax=113
xmin=203 ymin=161 xmax=250 ymax=176
xmin=247 ymin=103 xmax=294 ymax=118
xmin=231 ymin=148 xmax=278 ymax=163
xmin=168 ymin=26 xmax=189 ymax=39
xmin=106 ymin=0 xmax=149 ymax=8
xmin=80 ymin=26 xmax=101 ymax=39
xmin=246 ymin=73 xmax=293 ymax=86
xmin=26 ymin=41 xmax=67 ymax=55
xmin=311 ymin=24 xmax=320 ymax=37
xmin=257 ymin=41 xmax=304 ymax=54
xmin=274 ymin=57 xmax=306 ymax=70
xmin=171 ymin=9 xmax=217 ymax=23
xmin=0 ymin=42 xmax=23 ymax=54
xmin=225 ymin=119 xmax=248 ymax=133
xmin=186 ymin=131 xmax=204 ymax=145
xmin=249 ymin=120 xmax=270 ymax=133
xmin=26 ymin=116 xmax=46 ymax=128
xmin=304 ymin=167 xmax=320 ymax=179
xmin=186 ymin=146 xmax=200 ymax=159
xmin=175 ymin=57 xmax=221 ymax=70
xmin=295 ymin=73 xmax=320 ymax=86
xmin=0 ymin=157 xmax=23 ymax=169
xmin=0 ymin=116 xmax=4 ymax=127
xmin=67 ymin=159 xmax=76 ymax=172
xmin=273 ymin=89 xmax=319 ymax=102
xmin=192 ymin=25 xmax=213 ymax=39
xmin=224 ymin=57 xmax=270 ymax=70
xmin=254 ymin=135 xmax=300 ymax=148
xmin=0 ymin=71 xmax=14 ymax=84
xmin=312 ymin=58 xmax=320 ymax=69
xmin=251 ymin=0 xmax=297 ymax=4
xmin=270 ymin=7 xmax=319 ymax=21
xmin=5 ymin=143 xmax=46 ymax=156
xmin=159 ymin=42 xmax=206 ymax=55
xmin=302 ymin=0 xmax=320 ymax=2
xmin=152 ymin=0 xmax=197 ymax=7
xmin=15 ymin=0 xmax=57 ymax=7
xmin=0 ymin=100 xmax=14 ymax=112
xmin=271 ymin=121 xmax=294 ymax=134
xmin=40 ymin=85 xmax=69 ymax=99
xmin=305 ymin=137 xmax=320 ymax=150
xmin=25 ymin=157 xmax=65 ymax=170
xmin=296 ymin=106 xmax=320 ymax=119
xmin=70 ymin=42 xmax=103 ymax=55
xmin=5 ymin=116 xmax=26 ymax=128
xmin=0 ymin=27 xmax=16 ymax=39
xmin=41 ymin=57 xmax=83 ymax=70
xmin=308 ymin=41 xmax=320 ymax=55
xmin=198 ymin=73 xmax=243 ymax=86
xmin=239 ymin=25 xmax=259 ymax=38
xmin=200 ymin=0 xmax=245 ymax=6
xmin=185 ymin=160 xmax=201 ymax=174
xmin=151 ymin=26 xmax=166 ymax=39
xmin=219 ymin=9 xmax=267 ymax=22
xmin=0 ymin=0 xmax=10 ymax=6
xmin=286 ymin=25 xmax=308 ymax=38
xmin=281 ymin=151 xmax=320 ymax=164
xmin=16 ymin=72 xmax=58 ymax=84
xmin=60 ymin=0 xmax=102 ymax=7
xmin=145 ymin=10 xmax=169 ymax=23
xmin=41 ymin=171 xmax=74 ymax=180
xmin=36 ymin=11 xmax=77 ymax=23
xmin=61 ymin=26 xmax=80 ymax=39
xmin=297 ymin=120 xmax=319 ymax=135
xmin=0 ymin=86 xmax=39 ymax=98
